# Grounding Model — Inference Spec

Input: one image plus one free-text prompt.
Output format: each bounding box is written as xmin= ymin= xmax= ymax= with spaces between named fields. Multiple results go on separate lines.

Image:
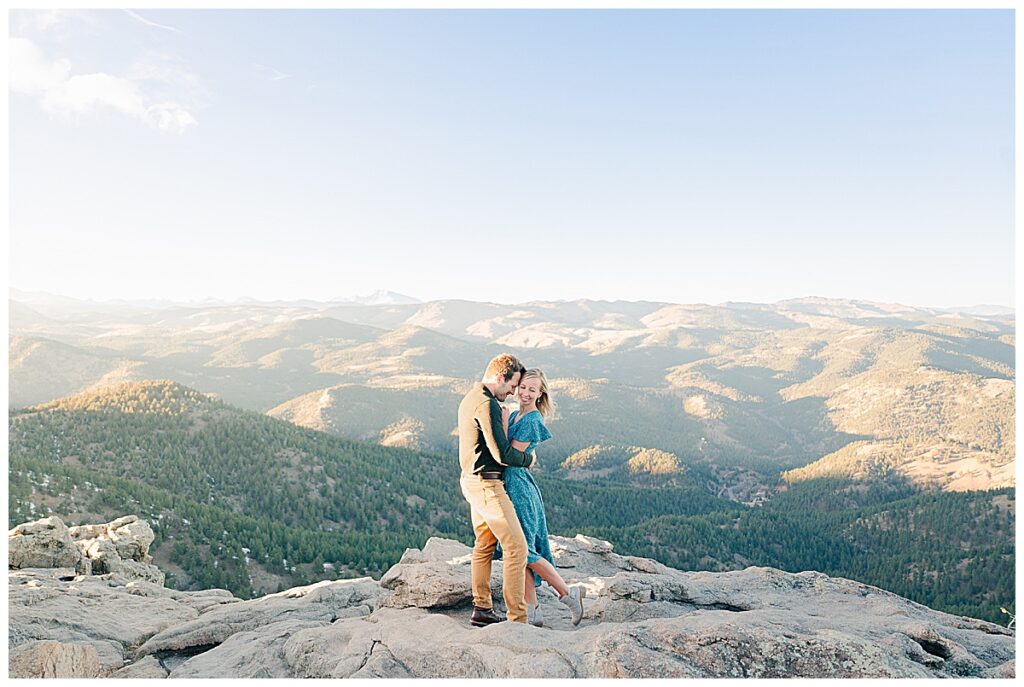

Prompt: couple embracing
xmin=457 ymin=353 xmax=585 ymax=628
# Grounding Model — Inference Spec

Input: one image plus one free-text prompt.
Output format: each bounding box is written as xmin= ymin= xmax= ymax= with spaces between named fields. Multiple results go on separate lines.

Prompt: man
xmin=458 ymin=353 xmax=534 ymax=626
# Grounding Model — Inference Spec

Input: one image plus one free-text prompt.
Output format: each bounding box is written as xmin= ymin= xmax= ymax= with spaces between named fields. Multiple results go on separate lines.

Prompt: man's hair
xmin=483 ymin=353 xmax=525 ymax=382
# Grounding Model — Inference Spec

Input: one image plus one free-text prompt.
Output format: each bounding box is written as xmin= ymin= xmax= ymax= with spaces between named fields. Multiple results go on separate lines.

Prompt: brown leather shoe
xmin=470 ymin=606 xmax=503 ymax=627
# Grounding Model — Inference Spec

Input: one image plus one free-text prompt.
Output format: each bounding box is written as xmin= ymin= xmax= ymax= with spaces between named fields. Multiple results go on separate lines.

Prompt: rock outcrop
xmin=8 ymin=517 xmax=88 ymax=572
xmin=8 ymin=516 xmax=1016 ymax=678
xmin=9 ymin=515 xmax=164 ymax=584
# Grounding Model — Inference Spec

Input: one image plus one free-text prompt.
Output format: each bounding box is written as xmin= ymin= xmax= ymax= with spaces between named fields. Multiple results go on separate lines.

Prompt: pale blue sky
xmin=9 ymin=9 xmax=1015 ymax=307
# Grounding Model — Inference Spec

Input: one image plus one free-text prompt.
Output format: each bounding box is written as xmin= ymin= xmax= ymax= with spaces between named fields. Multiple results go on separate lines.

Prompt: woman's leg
xmin=526 ymin=558 xmax=569 ymax=598
xmin=524 ymin=569 xmax=538 ymax=606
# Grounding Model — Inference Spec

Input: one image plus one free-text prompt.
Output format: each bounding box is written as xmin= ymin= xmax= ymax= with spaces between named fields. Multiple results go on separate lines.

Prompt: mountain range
xmin=9 ymin=293 xmax=1015 ymax=496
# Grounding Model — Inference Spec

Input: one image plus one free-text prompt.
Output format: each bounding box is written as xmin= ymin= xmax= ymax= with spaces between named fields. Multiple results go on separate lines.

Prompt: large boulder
xmin=69 ymin=515 xmax=163 ymax=584
xmin=9 ymin=516 xmax=87 ymax=571
xmin=92 ymin=515 xmax=155 ymax=562
xmin=9 ymin=640 xmax=103 ymax=679
xmin=380 ymin=537 xmax=487 ymax=609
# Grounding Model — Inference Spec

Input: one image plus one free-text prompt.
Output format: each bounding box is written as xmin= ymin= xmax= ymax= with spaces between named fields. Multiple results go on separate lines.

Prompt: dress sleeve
xmin=514 ymin=413 xmax=552 ymax=445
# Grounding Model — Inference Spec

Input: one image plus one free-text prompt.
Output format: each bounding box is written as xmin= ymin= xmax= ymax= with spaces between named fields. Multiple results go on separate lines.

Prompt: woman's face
xmin=517 ymin=376 xmax=543 ymax=408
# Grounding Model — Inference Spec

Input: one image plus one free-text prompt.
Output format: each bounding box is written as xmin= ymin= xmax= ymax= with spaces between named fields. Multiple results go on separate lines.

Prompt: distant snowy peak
xmin=770 ymin=297 xmax=1013 ymax=320
xmin=332 ymin=290 xmax=422 ymax=306
xmin=934 ymin=304 xmax=1015 ymax=317
xmin=773 ymin=297 xmax=926 ymax=318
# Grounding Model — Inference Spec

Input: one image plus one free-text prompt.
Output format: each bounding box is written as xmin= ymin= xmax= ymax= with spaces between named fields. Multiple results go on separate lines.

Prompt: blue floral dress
xmin=494 ymin=409 xmax=553 ymax=587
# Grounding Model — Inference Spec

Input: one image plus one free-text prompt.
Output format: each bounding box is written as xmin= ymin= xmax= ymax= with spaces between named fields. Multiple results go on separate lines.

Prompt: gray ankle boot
xmin=559 ymin=586 xmax=586 ymax=626
xmin=528 ymin=602 xmax=544 ymax=628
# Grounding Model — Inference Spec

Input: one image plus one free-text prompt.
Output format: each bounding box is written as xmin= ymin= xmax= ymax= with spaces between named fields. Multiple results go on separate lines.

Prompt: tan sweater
xmin=457 ymin=382 xmax=534 ymax=476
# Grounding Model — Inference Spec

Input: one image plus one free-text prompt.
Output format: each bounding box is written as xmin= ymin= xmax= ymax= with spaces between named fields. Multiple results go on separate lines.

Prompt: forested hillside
xmin=8 ymin=381 xmax=1014 ymax=624
xmin=8 ymin=381 xmax=734 ymax=594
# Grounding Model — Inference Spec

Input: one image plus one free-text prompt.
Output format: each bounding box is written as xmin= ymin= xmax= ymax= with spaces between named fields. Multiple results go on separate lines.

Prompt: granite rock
xmin=9 ymin=518 xmax=1015 ymax=679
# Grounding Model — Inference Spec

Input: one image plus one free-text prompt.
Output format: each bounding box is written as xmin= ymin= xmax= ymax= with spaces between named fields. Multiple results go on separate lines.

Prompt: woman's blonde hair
xmin=522 ymin=369 xmax=556 ymax=419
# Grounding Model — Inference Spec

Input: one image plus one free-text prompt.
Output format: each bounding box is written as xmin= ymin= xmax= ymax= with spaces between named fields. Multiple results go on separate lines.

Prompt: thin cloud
xmin=128 ymin=53 xmax=203 ymax=91
xmin=10 ymin=37 xmax=197 ymax=134
xmin=12 ymin=9 xmax=102 ymax=40
xmin=254 ymin=63 xmax=290 ymax=81
xmin=123 ymin=9 xmax=181 ymax=33
xmin=16 ymin=9 xmax=69 ymax=32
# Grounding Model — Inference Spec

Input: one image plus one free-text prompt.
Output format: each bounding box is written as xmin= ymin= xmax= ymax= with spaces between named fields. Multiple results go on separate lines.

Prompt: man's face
xmin=495 ymin=371 xmax=521 ymax=401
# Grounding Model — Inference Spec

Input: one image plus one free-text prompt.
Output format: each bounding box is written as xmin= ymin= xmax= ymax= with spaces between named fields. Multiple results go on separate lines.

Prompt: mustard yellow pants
xmin=459 ymin=475 xmax=529 ymax=623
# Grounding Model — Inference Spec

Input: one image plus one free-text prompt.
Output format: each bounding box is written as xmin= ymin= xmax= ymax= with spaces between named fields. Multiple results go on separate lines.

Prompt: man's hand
xmin=528 ymin=451 xmax=538 ymax=470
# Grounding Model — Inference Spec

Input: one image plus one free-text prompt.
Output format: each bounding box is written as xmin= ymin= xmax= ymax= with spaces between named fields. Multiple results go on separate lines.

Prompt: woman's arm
xmin=501 ymin=406 xmax=510 ymax=438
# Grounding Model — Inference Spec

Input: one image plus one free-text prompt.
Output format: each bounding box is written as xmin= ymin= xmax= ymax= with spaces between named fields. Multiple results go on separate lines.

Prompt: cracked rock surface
xmin=8 ymin=567 xmax=237 ymax=677
xmin=9 ymin=517 xmax=1015 ymax=678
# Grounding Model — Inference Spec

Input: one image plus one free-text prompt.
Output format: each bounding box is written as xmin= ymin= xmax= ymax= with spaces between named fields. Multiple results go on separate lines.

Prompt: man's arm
xmin=476 ymin=400 xmax=533 ymax=468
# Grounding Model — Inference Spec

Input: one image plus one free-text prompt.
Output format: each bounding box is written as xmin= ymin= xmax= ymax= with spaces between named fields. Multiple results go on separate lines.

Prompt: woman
xmin=497 ymin=368 xmax=585 ymax=628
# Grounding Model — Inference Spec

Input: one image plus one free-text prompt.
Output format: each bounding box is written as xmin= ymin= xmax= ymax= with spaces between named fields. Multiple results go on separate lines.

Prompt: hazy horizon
xmin=10 ymin=9 xmax=1015 ymax=308
xmin=7 ymin=285 xmax=1015 ymax=313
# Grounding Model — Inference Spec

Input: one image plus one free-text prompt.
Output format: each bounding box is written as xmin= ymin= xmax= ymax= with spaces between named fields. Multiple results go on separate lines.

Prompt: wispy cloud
xmin=128 ymin=52 xmax=203 ymax=94
xmin=122 ymin=9 xmax=181 ymax=33
xmin=12 ymin=9 xmax=102 ymax=40
xmin=16 ymin=9 xmax=70 ymax=32
xmin=254 ymin=63 xmax=290 ymax=81
xmin=10 ymin=37 xmax=197 ymax=134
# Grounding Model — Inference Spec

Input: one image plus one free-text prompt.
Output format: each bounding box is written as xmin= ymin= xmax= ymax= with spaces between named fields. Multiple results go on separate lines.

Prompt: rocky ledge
xmin=8 ymin=516 xmax=1015 ymax=678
